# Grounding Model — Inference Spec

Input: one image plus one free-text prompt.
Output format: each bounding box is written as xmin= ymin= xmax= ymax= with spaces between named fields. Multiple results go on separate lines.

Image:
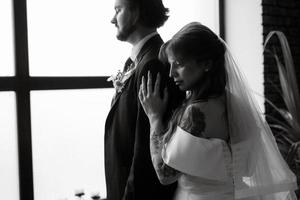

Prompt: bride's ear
xmin=200 ymin=60 xmax=213 ymax=72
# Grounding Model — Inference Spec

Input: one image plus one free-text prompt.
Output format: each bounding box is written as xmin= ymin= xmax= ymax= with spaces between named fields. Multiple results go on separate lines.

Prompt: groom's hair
xmin=126 ymin=0 xmax=169 ymax=28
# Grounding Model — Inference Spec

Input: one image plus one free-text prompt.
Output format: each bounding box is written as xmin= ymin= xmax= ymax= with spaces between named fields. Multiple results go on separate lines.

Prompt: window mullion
xmin=13 ymin=0 xmax=34 ymax=200
xmin=219 ymin=0 xmax=226 ymax=40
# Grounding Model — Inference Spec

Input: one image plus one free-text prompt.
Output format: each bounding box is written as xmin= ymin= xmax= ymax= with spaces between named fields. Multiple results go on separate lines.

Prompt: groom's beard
xmin=116 ymin=23 xmax=137 ymax=41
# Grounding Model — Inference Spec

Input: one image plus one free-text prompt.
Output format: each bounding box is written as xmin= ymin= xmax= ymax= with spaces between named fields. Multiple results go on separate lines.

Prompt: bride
xmin=138 ymin=22 xmax=297 ymax=200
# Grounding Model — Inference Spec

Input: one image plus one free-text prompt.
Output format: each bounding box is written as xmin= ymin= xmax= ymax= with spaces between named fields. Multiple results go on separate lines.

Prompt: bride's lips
xmin=174 ymin=80 xmax=182 ymax=85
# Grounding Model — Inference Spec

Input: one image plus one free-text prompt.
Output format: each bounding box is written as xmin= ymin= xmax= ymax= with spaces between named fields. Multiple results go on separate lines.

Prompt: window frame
xmin=0 ymin=1 xmax=225 ymax=199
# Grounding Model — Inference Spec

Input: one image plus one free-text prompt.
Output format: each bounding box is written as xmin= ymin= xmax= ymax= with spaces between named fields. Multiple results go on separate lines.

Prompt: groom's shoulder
xmin=136 ymin=52 xmax=164 ymax=73
xmin=135 ymin=58 xmax=165 ymax=80
xmin=137 ymin=34 xmax=163 ymax=63
xmin=135 ymin=35 xmax=166 ymax=74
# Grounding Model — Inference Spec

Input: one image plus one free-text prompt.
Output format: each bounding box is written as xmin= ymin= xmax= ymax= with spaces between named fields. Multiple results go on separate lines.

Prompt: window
xmin=161 ymin=0 xmax=220 ymax=39
xmin=225 ymin=0 xmax=264 ymax=110
xmin=0 ymin=1 xmax=19 ymax=200
xmin=0 ymin=92 xmax=19 ymax=200
xmin=31 ymin=89 xmax=113 ymax=200
xmin=27 ymin=0 xmax=130 ymax=76
xmin=0 ymin=1 xmax=221 ymax=200
xmin=0 ymin=0 xmax=14 ymax=76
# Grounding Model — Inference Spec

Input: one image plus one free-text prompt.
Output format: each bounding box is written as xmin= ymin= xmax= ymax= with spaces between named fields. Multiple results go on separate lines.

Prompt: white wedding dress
xmin=161 ymin=92 xmax=297 ymax=200
xmin=162 ymin=98 xmax=234 ymax=200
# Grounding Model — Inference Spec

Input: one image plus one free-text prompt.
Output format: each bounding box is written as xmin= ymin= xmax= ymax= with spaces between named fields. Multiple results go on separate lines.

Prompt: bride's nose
xmin=169 ymin=63 xmax=177 ymax=78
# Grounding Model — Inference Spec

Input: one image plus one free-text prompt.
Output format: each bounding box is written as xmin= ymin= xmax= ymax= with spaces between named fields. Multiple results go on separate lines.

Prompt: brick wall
xmin=262 ymin=0 xmax=300 ymax=196
xmin=263 ymin=0 xmax=300 ymax=131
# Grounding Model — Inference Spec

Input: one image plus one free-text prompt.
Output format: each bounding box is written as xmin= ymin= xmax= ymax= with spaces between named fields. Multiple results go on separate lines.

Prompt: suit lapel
xmin=107 ymin=35 xmax=163 ymax=120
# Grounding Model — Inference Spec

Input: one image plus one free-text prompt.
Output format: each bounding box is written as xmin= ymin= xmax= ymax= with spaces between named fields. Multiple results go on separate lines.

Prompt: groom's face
xmin=111 ymin=0 xmax=138 ymax=41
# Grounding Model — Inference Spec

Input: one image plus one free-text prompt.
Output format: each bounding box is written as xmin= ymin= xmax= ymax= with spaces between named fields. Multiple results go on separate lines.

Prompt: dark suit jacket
xmin=104 ymin=35 xmax=185 ymax=200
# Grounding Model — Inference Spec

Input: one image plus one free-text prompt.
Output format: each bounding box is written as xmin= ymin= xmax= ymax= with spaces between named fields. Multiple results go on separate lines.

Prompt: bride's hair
xmin=159 ymin=22 xmax=227 ymax=99
xmin=159 ymin=22 xmax=228 ymax=142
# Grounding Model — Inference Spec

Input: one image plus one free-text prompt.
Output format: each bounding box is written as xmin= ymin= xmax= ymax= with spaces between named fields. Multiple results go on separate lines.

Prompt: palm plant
xmin=263 ymin=31 xmax=300 ymax=195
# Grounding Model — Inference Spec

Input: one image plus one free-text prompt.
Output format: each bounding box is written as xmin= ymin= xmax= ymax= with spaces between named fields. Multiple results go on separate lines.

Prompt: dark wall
xmin=262 ymin=0 xmax=300 ymax=131
xmin=262 ymin=1 xmax=300 ymax=196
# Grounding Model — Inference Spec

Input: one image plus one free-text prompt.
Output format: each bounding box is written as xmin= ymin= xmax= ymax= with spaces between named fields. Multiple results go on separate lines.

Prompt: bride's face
xmin=167 ymin=51 xmax=208 ymax=91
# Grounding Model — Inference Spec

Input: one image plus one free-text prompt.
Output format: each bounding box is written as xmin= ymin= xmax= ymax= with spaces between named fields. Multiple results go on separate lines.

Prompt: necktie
xmin=124 ymin=58 xmax=134 ymax=72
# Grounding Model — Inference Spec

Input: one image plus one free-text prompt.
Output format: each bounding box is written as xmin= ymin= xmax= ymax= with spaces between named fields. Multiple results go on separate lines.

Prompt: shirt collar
xmin=130 ymin=31 xmax=158 ymax=62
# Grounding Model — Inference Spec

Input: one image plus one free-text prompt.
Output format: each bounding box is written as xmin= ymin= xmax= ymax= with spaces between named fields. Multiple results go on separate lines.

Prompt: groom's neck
xmin=127 ymin=26 xmax=156 ymax=46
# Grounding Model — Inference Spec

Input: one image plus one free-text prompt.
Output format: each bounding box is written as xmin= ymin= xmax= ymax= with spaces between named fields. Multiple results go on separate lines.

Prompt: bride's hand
xmin=138 ymin=71 xmax=168 ymax=123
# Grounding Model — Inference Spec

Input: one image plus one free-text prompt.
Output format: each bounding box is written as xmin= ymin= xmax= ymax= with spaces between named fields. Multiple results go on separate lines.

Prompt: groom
xmin=104 ymin=0 xmax=184 ymax=199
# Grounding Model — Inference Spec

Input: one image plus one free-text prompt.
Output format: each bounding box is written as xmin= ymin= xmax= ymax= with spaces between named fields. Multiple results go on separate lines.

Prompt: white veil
xmin=223 ymin=41 xmax=298 ymax=200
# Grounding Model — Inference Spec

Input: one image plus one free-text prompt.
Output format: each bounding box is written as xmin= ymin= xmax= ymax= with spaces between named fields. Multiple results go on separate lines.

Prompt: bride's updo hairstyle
xmin=159 ymin=22 xmax=227 ymax=98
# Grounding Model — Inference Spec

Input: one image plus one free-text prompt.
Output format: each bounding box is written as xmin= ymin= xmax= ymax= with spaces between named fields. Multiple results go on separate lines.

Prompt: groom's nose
xmin=111 ymin=15 xmax=117 ymax=25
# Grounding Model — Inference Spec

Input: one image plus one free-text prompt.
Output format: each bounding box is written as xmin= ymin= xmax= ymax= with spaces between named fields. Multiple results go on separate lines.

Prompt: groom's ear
xmin=130 ymin=6 xmax=140 ymax=25
xmin=132 ymin=8 xmax=140 ymax=24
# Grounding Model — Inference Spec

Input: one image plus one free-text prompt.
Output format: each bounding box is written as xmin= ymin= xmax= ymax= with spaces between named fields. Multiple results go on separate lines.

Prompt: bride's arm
xmin=138 ymin=72 xmax=181 ymax=185
xmin=149 ymin=119 xmax=181 ymax=185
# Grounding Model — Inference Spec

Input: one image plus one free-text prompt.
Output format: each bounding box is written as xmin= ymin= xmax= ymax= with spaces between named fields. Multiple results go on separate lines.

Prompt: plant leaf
xmin=264 ymin=31 xmax=300 ymax=140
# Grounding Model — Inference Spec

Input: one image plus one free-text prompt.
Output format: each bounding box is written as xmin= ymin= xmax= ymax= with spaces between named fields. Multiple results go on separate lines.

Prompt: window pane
xmin=225 ymin=0 xmax=264 ymax=111
xmin=0 ymin=92 xmax=19 ymax=200
xmin=31 ymin=89 xmax=114 ymax=200
xmin=0 ymin=0 xmax=15 ymax=76
xmin=160 ymin=0 xmax=220 ymax=39
xmin=27 ymin=0 xmax=130 ymax=76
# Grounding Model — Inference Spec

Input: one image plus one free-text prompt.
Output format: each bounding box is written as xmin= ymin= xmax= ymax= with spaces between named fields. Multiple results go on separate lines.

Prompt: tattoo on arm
xmin=179 ymin=106 xmax=206 ymax=137
xmin=150 ymin=130 xmax=180 ymax=185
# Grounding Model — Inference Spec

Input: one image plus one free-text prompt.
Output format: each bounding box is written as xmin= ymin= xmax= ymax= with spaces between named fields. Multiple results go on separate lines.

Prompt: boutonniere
xmin=107 ymin=70 xmax=125 ymax=93
xmin=107 ymin=68 xmax=136 ymax=93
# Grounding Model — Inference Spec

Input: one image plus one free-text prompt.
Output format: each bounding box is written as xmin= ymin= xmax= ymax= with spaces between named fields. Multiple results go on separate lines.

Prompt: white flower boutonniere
xmin=107 ymin=70 xmax=125 ymax=93
xmin=107 ymin=68 xmax=136 ymax=93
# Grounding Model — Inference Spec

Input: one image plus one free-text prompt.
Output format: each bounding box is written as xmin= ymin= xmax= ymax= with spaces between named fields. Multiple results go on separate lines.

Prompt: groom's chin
xmin=116 ymin=30 xmax=131 ymax=42
xmin=116 ymin=34 xmax=127 ymax=41
xmin=116 ymin=25 xmax=136 ymax=42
